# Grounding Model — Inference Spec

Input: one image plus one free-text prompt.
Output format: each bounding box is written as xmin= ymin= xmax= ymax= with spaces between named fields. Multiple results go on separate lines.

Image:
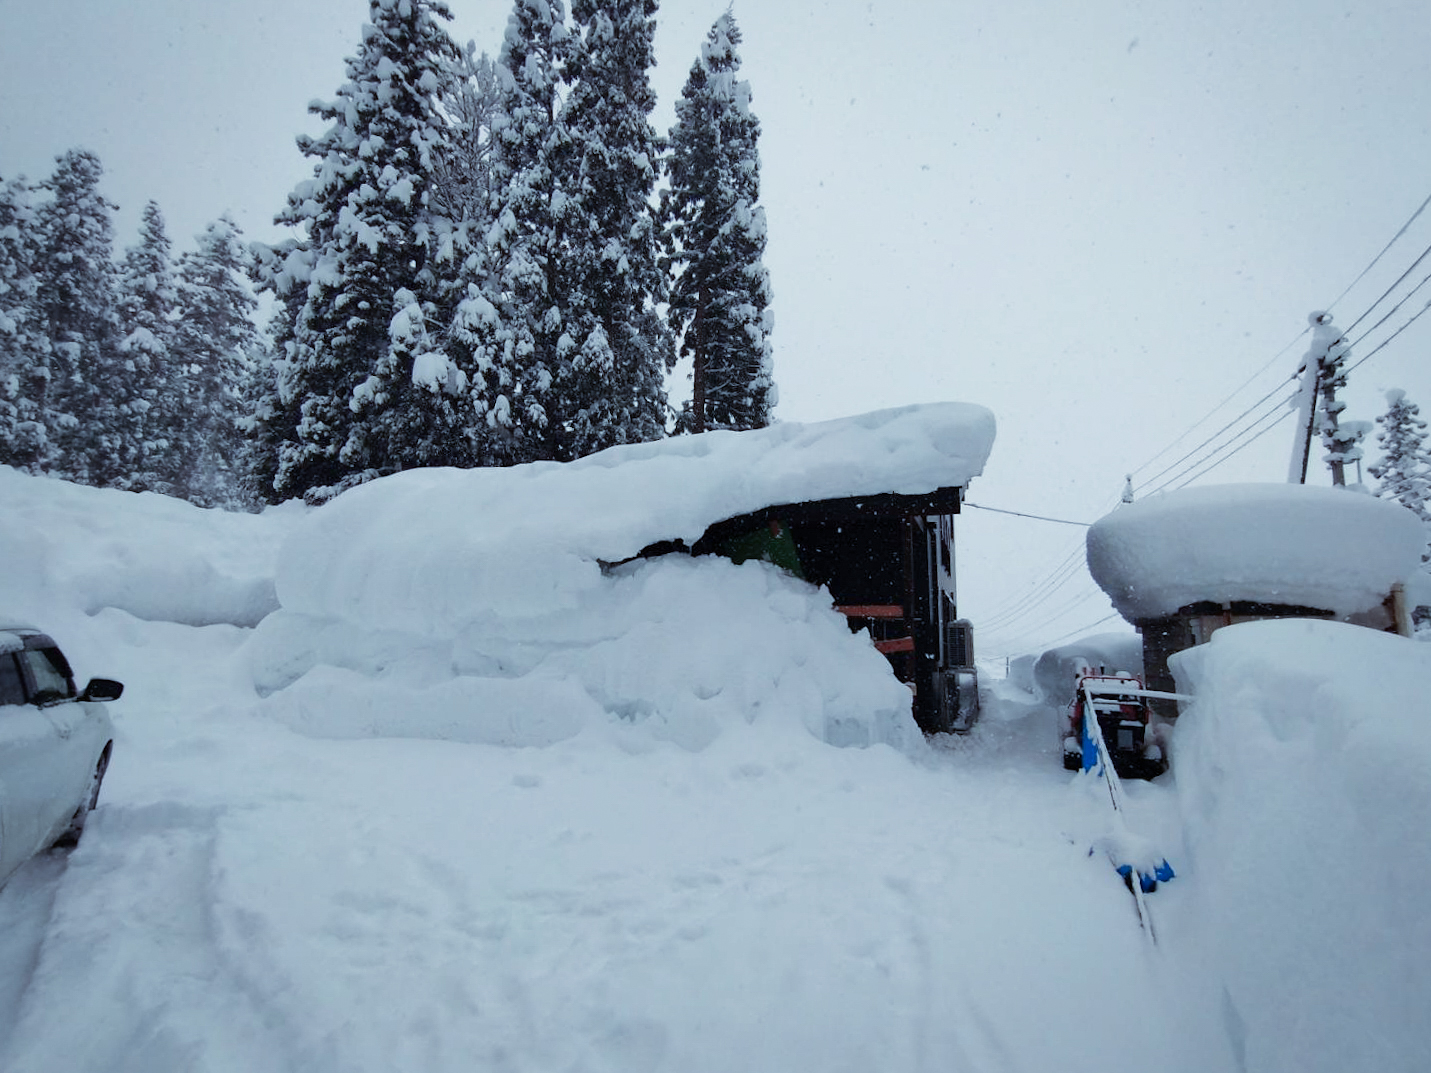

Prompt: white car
xmin=0 ymin=622 xmax=119 ymax=887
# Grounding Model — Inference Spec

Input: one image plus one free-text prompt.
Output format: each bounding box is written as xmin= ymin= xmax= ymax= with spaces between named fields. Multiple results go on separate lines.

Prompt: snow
xmin=272 ymin=401 xmax=995 ymax=635
xmin=1170 ymin=619 xmax=1431 ymax=1073
xmin=2 ymin=415 xmax=1430 ymax=1071
xmin=1029 ymin=631 xmax=1143 ymax=706
xmin=1087 ymin=483 xmax=1427 ymax=622
xmin=0 ymin=465 xmax=293 ymax=629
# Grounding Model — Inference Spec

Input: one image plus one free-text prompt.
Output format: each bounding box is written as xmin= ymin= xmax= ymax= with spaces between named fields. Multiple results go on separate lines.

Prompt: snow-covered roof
xmin=1086 ymin=483 xmax=1427 ymax=623
xmin=278 ymin=403 xmax=995 ymax=635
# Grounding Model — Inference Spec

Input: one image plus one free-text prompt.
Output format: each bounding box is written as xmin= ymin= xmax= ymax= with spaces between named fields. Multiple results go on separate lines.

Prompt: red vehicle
xmin=1060 ymin=671 xmax=1165 ymax=780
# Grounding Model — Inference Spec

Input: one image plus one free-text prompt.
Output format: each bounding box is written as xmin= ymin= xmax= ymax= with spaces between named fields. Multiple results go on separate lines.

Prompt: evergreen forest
xmin=1 ymin=1 xmax=773 ymax=508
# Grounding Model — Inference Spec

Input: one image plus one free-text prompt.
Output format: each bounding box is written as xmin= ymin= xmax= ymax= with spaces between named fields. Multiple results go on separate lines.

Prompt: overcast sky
xmin=3 ymin=0 xmax=1430 ymax=658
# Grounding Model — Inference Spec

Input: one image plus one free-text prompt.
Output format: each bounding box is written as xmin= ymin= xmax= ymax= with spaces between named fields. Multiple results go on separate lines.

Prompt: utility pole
xmin=1288 ymin=312 xmax=1354 ymax=485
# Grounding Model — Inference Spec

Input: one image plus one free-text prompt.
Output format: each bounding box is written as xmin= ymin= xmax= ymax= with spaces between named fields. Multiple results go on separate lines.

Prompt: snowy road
xmin=0 ymin=620 xmax=1229 ymax=1073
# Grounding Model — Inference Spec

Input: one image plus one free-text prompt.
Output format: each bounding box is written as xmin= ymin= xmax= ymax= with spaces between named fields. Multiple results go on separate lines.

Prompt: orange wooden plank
xmin=873 ymin=636 xmax=915 ymax=654
xmin=835 ymin=604 xmax=905 ymax=619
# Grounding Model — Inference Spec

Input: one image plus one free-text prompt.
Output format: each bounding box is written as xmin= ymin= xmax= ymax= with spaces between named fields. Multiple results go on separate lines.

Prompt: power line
xmin=977 ymin=548 xmax=1086 ymax=631
xmin=1347 ymin=266 xmax=1431 ymax=352
xmin=979 ymin=556 xmax=1089 ymax=633
xmin=1344 ymin=296 xmax=1431 ymax=379
xmin=982 ymin=585 xmax=1107 ymax=646
xmin=963 ymin=502 xmax=1090 ymax=527
xmin=1138 ymin=386 xmax=1300 ymax=497
xmin=1129 ymin=329 xmax=1307 ymax=480
xmin=1344 ymin=238 xmax=1431 ymax=335
xmin=976 ymin=190 xmax=1431 ymax=665
xmin=1128 ymin=187 xmax=1431 ymax=486
xmin=997 ymin=612 xmax=1124 ymax=661
xmin=1136 ymin=377 xmax=1296 ymax=491
xmin=1327 ymin=190 xmax=1431 ymax=316
xmin=1172 ymin=404 xmax=1296 ymax=489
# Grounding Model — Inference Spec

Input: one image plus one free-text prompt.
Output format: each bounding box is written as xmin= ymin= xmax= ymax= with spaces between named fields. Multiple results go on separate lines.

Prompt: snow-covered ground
xmin=2 ymin=418 xmax=1429 ymax=1072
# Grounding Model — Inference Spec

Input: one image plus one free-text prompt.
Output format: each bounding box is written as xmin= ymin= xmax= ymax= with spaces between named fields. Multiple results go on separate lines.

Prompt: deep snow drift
xmin=1087 ymin=483 xmax=1426 ymax=621
xmin=1 ymin=413 xmax=1429 ymax=1072
xmin=252 ymin=402 xmax=995 ymax=753
xmin=1171 ymin=619 xmax=1431 ymax=1073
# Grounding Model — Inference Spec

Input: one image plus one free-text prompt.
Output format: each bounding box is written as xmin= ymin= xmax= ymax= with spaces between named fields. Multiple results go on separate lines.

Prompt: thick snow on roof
xmin=1087 ymin=483 xmax=1426 ymax=622
xmin=251 ymin=403 xmax=992 ymax=753
xmin=277 ymin=402 xmax=995 ymax=634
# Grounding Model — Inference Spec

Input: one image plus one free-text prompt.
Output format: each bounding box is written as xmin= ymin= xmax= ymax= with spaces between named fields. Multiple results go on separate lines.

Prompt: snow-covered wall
xmin=1170 ymin=619 xmax=1431 ymax=1073
xmin=1087 ymin=483 xmax=1425 ymax=622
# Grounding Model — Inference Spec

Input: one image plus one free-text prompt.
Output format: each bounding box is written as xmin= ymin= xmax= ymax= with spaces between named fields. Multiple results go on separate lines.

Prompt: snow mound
xmin=252 ymin=406 xmax=991 ymax=753
xmin=1171 ymin=619 xmax=1431 ymax=1073
xmin=1031 ymin=632 xmax=1143 ymax=705
xmin=0 ymin=466 xmax=295 ymax=629
xmin=253 ymin=553 xmax=921 ymax=752
xmin=1087 ymin=483 xmax=1425 ymax=622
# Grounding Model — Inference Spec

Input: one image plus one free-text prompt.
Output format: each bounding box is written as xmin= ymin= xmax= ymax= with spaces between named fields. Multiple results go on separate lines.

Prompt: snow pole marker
xmin=1079 ymin=681 xmax=1179 ymax=944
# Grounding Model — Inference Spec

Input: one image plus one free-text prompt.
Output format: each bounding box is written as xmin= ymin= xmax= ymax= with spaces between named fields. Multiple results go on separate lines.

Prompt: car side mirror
xmin=80 ymin=678 xmax=124 ymax=702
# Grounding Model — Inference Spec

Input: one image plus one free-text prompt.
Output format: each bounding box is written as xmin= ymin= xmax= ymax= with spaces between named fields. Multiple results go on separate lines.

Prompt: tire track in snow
xmin=0 ymin=801 xmax=298 ymax=1073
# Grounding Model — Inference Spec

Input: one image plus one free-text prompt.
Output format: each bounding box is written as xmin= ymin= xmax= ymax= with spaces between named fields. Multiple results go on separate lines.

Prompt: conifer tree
xmin=663 ymin=13 xmax=773 ymax=433
xmin=264 ymin=0 xmax=470 ymax=502
xmin=34 ymin=149 xmax=123 ymax=486
xmin=453 ymin=0 xmax=573 ymax=465
xmin=174 ymin=214 xmax=261 ymax=507
xmin=1369 ymin=388 xmax=1431 ymax=554
xmin=429 ymin=45 xmax=504 ymax=233
xmin=0 ymin=174 xmax=49 ymax=470
xmin=557 ymin=0 xmax=674 ymax=456
xmin=114 ymin=200 xmax=179 ymax=491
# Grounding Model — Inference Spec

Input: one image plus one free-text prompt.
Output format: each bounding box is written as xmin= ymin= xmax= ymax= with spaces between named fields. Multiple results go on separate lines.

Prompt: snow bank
xmin=0 ymin=466 xmax=296 ymax=629
xmin=251 ymin=405 xmax=993 ymax=753
xmin=1030 ymin=631 xmax=1142 ymax=705
xmin=252 ymin=554 xmax=922 ymax=753
xmin=1088 ymin=483 xmax=1425 ymax=622
xmin=1170 ymin=619 xmax=1431 ymax=1073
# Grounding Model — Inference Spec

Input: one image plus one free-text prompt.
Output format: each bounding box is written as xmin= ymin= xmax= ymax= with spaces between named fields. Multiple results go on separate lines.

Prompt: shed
xmin=1086 ymin=483 xmax=1426 ymax=716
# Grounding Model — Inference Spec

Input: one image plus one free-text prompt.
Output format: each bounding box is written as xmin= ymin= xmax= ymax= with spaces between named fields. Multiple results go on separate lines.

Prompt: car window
xmin=21 ymin=647 xmax=74 ymax=704
xmin=0 ymin=653 xmax=25 ymax=706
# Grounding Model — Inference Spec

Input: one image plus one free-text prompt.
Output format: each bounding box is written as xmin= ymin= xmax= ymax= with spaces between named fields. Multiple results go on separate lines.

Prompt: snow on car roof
xmin=0 ymin=622 xmax=39 ymax=654
xmin=1087 ymin=483 xmax=1427 ymax=622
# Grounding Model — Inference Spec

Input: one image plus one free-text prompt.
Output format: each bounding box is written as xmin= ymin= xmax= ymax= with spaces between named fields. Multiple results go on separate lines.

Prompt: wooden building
xmin=634 ymin=486 xmax=979 ymax=735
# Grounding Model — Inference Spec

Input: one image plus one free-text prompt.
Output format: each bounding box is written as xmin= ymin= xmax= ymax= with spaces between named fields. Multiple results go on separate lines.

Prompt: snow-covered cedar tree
xmin=173 ymin=215 xmax=262 ymax=508
xmin=262 ymin=0 xmax=474 ymax=503
xmin=33 ymin=149 xmax=123 ymax=487
xmin=553 ymin=0 xmax=674 ymax=458
xmin=237 ymin=279 xmax=299 ymax=507
xmin=459 ymin=0 xmax=673 ymax=465
xmin=1368 ymin=387 xmax=1431 ymax=630
xmin=0 ymin=174 xmax=50 ymax=471
xmin=114 ymin=200 xmax=180 ymax=493
xmin=662 ymin=13 xmax=774 ymax=434
xmin=1369 ymin=388 xmax=1431 ymax=553
xmin=428 ymin=45 xmax=503 ymax=234
xmin=450 ymin=0 xmax=573 ymax=466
